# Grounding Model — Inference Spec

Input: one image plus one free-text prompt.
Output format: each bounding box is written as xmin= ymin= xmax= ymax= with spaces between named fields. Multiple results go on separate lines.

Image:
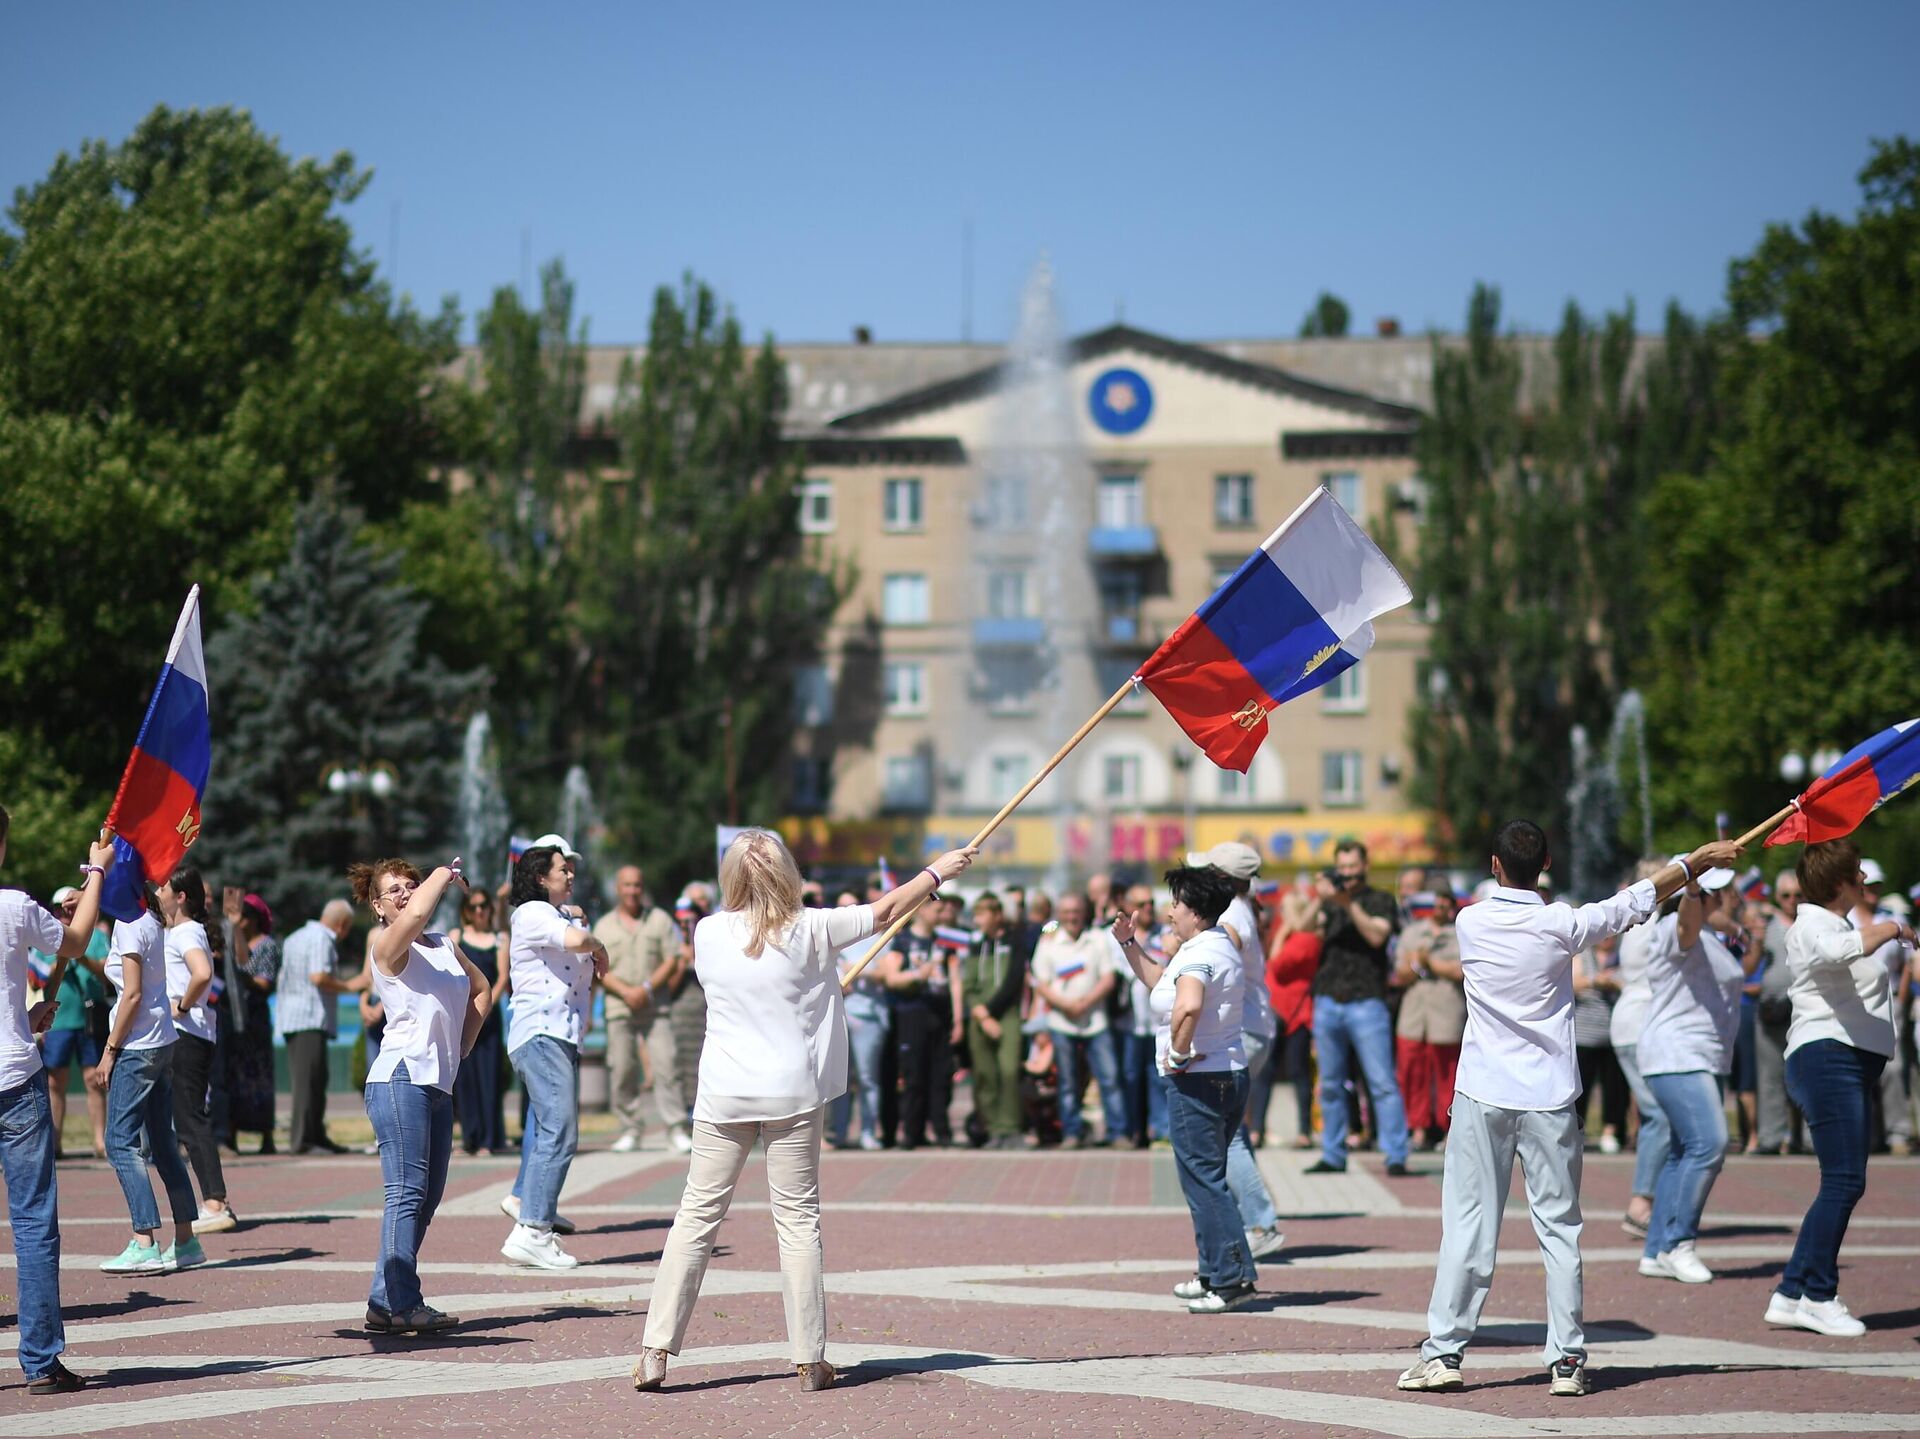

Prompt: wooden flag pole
xmin=840 ymin=676 xmax=1142 ymax=991
xmin=1731 ymin=801 xmax=1801 ymax=852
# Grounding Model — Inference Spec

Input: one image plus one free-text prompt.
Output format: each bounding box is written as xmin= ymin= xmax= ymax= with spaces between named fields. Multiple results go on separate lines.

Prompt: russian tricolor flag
xmin=1136 ymin=488 xmax=1411 ymax=772
xmin=101 ymin=588 xmax=210 ymax=922
xmin=1767 ymin=719 xmax=1920 ymax=848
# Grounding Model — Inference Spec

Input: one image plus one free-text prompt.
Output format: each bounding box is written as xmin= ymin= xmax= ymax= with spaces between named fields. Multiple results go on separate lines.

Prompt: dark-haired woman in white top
xmin=353 ymin=856 xmax=493 ymax=1336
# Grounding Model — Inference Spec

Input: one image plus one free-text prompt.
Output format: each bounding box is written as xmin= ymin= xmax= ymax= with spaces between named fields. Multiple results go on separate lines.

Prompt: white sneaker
xmin=1663 ymin=1242 xmax=1713 ymax=1284
xmin=1396 ymin=1356 xmax=1463 ymax=1391
xmin=858 ymin=1134 xmax=882 ymax=1151
xmin=1638 ymin=1254 xmax=1673 ymax=1279
xmin=192 ymin=1203 xmax=238 ymax=1235
xmin=1764 ymin=1290 xmax=1803 ymax=1326
xmin=1172 ymin=1276 xmax=1206 ymax=1300
xmin=501 ymin=1223 xmax=579 ymax=1270
xmin=498 ymin=1193 xmax=576 ymax=1235
xmin=1246 ymin=1227 xmax=1287 ymax=1260
xmin=669 ymin=1126 xmax=694 ymax=1154
xmin=1598 ymin=1132 xmax=1621 ymax=1155
xmin=611 ymin=1132 xmax=640 ymax=1154
xmin=1793 ymin=1295 xmax=1866 ymax=1337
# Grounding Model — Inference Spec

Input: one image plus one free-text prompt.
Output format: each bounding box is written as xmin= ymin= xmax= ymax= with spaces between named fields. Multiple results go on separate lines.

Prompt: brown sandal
xmin=797 ymin=1360 xmax=836 ymax=1392
xmin=632 ymin=1347 xmax=669 ymax=1391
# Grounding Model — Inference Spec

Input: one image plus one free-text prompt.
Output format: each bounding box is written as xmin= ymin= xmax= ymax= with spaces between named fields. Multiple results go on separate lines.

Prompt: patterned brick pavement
xmin=5 ymin=1139 xmax=1920 ymax=1435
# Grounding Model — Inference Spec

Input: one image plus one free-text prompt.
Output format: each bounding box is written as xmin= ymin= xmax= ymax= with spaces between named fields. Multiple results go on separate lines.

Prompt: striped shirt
xmin=276 ymin=920 xmax=339 ymax=1039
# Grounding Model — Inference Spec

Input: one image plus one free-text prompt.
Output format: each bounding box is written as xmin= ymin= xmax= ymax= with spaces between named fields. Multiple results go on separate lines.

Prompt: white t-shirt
xmin=1032 ymin=927 xmax=1120 ymax=1037
xmin=1637 ymin=912 xmax=1745 ymax=1077
xmin=163 ymin=920 xmax=218 ymax=1043
xmin=1222 ymin=896 xmax=1277 ymax=1040
xmin=1453 ymin=879 xmax=1657 ymax=1111
xmin=1607 ymin=919 xmax=1658 ymax=1050
xmin=1 ymin=889 xmax=65 ymax=1089
xmin=693 ymin=903 xmax=873 ymax=1124
xmin=107 ymin=911 xmax=176 ymax=1051
xmin=367 ymin=934 xmax=472 ymax=1093
xmin=1785 ymin=904 xmax=1900 ymax=1059
xmin=506 ymin=900 xmax=594 ymax=1055
xmin=1149 ymin=927 xmax=1245 ymax=1074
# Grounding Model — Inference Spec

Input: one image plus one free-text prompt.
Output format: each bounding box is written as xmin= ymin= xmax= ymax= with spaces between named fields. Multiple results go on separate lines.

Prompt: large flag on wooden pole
xmin=101 ymin=587 xmax=211 ymax=921
xmin=842 ymin=487 xmax=1412 ymax=988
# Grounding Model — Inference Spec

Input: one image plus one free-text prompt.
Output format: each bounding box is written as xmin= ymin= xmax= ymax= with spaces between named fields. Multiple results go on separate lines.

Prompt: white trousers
xmin=642 ymin=1106 xmax=826 ymax=1362
xmin=1421 ymin=1092 xmax=1585 ymax=1366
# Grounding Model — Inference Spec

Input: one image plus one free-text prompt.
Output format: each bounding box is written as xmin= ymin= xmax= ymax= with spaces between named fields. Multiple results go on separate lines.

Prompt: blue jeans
xmin=1168 ymin=1069 xmax=1256 ymax=1289
xmin=365 ymin=1062 xmax=453 ymax=1314
xmin=1118 ymin=1029 xmax=1167 ymax=1141
xmin=1643 ymin=1070 xmax=1726 ymax=1257
xmin=1615 ymin=1043 xmax=1672 ymax=1200
xmin=105 ymin=1043 xmax=197 ymax=1233
xmin=1053 ymin=1028 xmax=1126 ymax=1142
xmin=830 ymin=1008 xmax=890 ymax=1144
xmin=1313 ymin=997 xmax=1410 ymax=1166
xmin=1781 ymin=1039 xmax=1885 ymax=1302
xmin=1228 ymin=1029 xmax=1279 ymax=1230
xmin=1 ymin=1071 xmax=64 ymax=1378
xmin=510 ymin=1036 xmax=579 ymax=1229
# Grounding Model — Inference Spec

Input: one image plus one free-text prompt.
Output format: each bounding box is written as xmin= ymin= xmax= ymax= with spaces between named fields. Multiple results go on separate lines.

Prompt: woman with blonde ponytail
xmin=632 ymin=829 xmax=976 ymax=1395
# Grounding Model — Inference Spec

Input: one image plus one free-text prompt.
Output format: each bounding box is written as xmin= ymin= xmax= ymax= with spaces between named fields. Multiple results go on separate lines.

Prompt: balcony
xmin=972 ymin=616 xmax=1047 ymax=650
xmin=1089 ymin=525 xmax=1160 ymax=559
xmin=1094 ymin=610 xmax=1157 ymax=650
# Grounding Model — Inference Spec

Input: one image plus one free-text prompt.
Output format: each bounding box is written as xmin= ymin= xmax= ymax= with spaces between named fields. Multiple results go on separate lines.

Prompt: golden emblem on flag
xmin=1301 ymin=641 xmax=1341 ymax=676
xmin=175 ymin=809 xmax=201 ymax=848
xmin=1231 ymin=700 xmax=1268 ymax=731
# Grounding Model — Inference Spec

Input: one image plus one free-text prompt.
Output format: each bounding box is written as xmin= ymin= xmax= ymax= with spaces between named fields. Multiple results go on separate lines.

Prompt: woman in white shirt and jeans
xmin=1766 ymin=839 xmax=1916 ymax=1337
xmin=354 ymin=856 xmax=493 ymax=1335
xmin=1113 ymin=864 xmax=1255 ymax=1314
xmin=633 ymin=829 xmax=976 ymax=1395
xmin=1635 ymin=860 xmax=1744 ymax=1285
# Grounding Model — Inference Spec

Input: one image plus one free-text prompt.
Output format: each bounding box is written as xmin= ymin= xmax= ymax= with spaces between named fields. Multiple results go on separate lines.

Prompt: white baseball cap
xmin=1672 ymin=853 xmax=1736 ymax=891
xmin=1860 ymin=858 xmax=1887 ymax=889
xmin=529 ymin=832 xmax=582 ymax=860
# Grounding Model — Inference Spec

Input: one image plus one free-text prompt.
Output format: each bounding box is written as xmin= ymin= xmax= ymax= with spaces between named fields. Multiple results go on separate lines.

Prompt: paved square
xmin=5 ymin=1143 xmax=1920 ymax=1435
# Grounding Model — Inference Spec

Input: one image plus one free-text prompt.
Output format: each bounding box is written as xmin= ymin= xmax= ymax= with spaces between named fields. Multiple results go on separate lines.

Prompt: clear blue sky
xmin=6 ymin=2 xmax=1916 ymax=344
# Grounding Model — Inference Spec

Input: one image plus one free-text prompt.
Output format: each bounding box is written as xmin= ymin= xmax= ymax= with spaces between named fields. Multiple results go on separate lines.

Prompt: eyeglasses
xmin=377 ymin=882 xmax=418 ymax=903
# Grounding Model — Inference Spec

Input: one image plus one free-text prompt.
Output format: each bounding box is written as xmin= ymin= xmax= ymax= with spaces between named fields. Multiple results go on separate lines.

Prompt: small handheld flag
xmin=27 ymin=953 xmax=56 ymax=989
xmin=933 ymin=924 xmax=974 ymax=956
xmin=1766 ymin=720 xmax=1920 ymax=848
xmin=1136 ymin=489 xmax=1411 ymax=771
xmin=101 ymin=588 xmax=210 ymax=922
xmin=876 ymin=856 xmax=896 ymax=891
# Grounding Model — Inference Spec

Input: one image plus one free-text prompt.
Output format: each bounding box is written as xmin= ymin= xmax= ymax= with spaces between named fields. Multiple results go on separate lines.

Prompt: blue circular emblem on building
xmin=1088 ymin=367 xmax=1153 ymax=435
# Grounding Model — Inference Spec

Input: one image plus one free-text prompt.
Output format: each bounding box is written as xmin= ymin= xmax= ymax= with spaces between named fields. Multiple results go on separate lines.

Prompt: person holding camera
xmin=1306 ymin=840 xmax=1411 ymax=1176
xmin=1399 ymin=823 xmax=1743 ymax=1399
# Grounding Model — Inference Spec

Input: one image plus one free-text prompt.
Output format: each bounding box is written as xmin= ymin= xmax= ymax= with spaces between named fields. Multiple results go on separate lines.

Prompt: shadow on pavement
xmin=3 ymin=1290 xmax=188 ymax=1324
xmin=1272 ymin=1244 xmax=1376 ymax=1263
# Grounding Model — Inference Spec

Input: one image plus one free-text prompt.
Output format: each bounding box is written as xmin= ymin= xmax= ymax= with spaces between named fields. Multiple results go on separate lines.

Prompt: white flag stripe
xmin=1258 ymin=488 xmax=1412 ymax=641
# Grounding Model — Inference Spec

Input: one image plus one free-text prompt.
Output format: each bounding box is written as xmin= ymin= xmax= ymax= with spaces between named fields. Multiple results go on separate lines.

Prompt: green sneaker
xmin=99 ymin=1239 xmax=167 ymax=1274
xmin=164 ymin=1238 xmax=207 ymax=1271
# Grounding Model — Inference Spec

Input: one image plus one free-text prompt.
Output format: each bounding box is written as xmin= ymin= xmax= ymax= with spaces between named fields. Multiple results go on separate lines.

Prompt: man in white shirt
xmin=1853 ymin=860 xmax=1914 ymax=1152
xmin=1030 ymin=894 xmax=1127 ymax=1147
xmin=277 ymin=902 xmax=359 ymax=1154
xmin=1398 ymin=821 xmax=1743 ymax=1400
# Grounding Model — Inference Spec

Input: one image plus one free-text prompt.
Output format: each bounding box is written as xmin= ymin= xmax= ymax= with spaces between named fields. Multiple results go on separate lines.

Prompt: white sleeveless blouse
xmin=365 ymin=933 xmax=471 ymax=1093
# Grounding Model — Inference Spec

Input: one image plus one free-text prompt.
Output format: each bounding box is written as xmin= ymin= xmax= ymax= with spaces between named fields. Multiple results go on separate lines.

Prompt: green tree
xmin=1406 ymin=286 xmax=1724 ymax=872
xmin=1641 ymin=138 xmax=1920 ymax=875
xmin=583 ymin=275 xmax=851 ymax=887
xmin=200 ymin=491 xmax=482 ymax=922
xmin=0 ymin=105 xmax=461 ymax=827
xmin=1299 ymin=291 xmax=1351 ymax=338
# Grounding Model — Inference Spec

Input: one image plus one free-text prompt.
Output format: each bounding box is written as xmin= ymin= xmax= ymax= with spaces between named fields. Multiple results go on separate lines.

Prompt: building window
xmin=1214 ymin=473 xmax=1254 ymax=528
xmin=791 ymin=664 xmax=833 ymax=727
xmin=978 ymin=653 xmax=1039 ymax=715
xmin=1323 ymin=471 xmax=1360 ymax=517
xmin=978 ymin=470 xmax=1028 ymax=530
xmin=1097 ymin=472 xmax=1143 ymax=529
xmin=989 ymin=752 xmax=1028 ymax=806
xmin=791 ymin=757 xmax=828 ymax=812
xmin=1098 ymin=567 xmax=1142 ymax=642
xmin=1322 ymin=661 xmax=1366 ymax=714
xmin=883 ymin=754 xmax=931 ymax=811
xmin=799 ymin=477 xmax=834 ymax=533
xmin=1103 ymin=753 xmax=1142 ymax=805
xmin=883 ymin=476 xmax=923 ymax=532
xmin=881 ymin=573 xmax=929 ymax=626
xmin=1210 ymin=560 xmax=1240 ymax=593
xmin=883 ymin=661 xmax=927 ymax=716
xmin=1215 ymin=767 xmax=1249 ymax=806
xmin=1322 ymin=749 xmax=1364 ymax=807
xmin=1097 ymin=656 xmax=1149 ymax=713
xmin=986 ymin=567 xmax=1029 ymax=619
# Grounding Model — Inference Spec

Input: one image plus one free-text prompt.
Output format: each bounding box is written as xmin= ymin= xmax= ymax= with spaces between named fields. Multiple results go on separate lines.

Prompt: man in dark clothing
xmin=1307 ymin=840 xmax=1413 ymax=1176
xmin=963 ymin=893 xmax=1028 ymax=1149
